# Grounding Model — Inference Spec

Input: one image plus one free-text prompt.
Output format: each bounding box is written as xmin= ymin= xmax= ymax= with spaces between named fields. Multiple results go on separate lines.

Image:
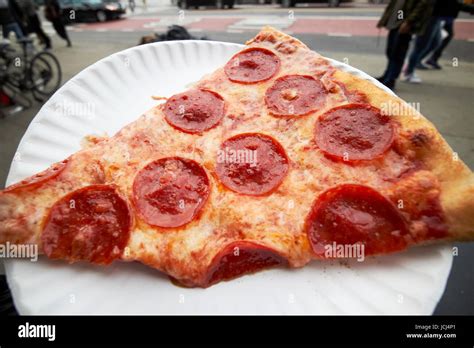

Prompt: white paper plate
xmin=5 ymin=40 xmax=453 ymax=315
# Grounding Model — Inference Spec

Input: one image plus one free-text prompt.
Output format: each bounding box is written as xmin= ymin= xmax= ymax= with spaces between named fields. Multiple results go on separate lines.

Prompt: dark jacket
xmin=45 ymin=0 xmax=61 ymax=21
xmin=378 ymin=0 xmax=436 ymax=34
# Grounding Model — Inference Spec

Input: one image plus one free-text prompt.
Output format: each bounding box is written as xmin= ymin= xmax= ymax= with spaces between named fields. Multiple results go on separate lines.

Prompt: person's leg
xmin=405 ymin=17 xmax=438 ymax=75
xmin=9 ymin=22 xmax=25 ymax=39
xmin=30 ymin=14 xmax=52 ymax=48
xmin=378 ymin=29 xmax=398 ymax=82
xmin=405 ymin=34 xmax=426 ymax=75
xmin=386 ymin=28 xmax=397 ymax=58
xmin=384 ymin=32 xmax=412 ymax=88
xmin=27 ymin=15 xmax=43 ymax=44
xmin=2 ymin=23 xmax=21 ymax=39
xmin=2 ymin=24 xmax=9 ymax=39
xmin=27 ymin=16 xmax=39 ymax=42
xmin=428 ymin=17 xmax=454 ymax=64
xmin=52 ymin=20 xmax=65 ymax=40
xmin=17 ymin=20 xmax=27 ymax=36
xmin=417 ymin=19 xmax=441 ymax=67
xmin=419 ymin=18 xmax=442 ymax=62
xmin=52 ymin=18 xmax=71 ymax=46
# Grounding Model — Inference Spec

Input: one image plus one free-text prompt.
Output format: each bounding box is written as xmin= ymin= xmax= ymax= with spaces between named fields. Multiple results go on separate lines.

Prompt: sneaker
xmin=402 ymin=73 xmax=422 ymax=83
xmin=426 ymin=60 xmax=442 ymax=70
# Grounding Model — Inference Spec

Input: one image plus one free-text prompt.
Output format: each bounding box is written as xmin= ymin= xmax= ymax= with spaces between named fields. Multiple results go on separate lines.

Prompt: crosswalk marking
xmin=228 ymin=16 xmax=294 ymax=31
xmin=327 ymin=33 xmax=353 ymax=37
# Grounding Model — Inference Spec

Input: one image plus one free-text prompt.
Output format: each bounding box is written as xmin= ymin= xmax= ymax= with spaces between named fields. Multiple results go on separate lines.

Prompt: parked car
xmin=235 ymin=0 xmax=273 ymax=4
xmin=59 ymin=0 xmax=126 ymax=23
xmin=177 ymin=0 xmax=235 ymax=9
xmin=281 ymin=0 xmax=346 ymax=7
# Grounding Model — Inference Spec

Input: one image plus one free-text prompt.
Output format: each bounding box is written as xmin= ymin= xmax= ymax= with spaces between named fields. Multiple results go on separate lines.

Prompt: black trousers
xmin=28 ymin=14 xmax=51 ymax=47
xmin=380 ymin=28 xmax=412 ymax=83
xmin=52 ymin=18 xmax=70 ymax=43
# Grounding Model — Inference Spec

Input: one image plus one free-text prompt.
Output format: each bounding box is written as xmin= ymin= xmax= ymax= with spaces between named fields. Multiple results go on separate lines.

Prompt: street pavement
xmin=47 ymin=4 xmax=474 ymax=40
xmin=0 ymin=2 xmax=473 ymax=314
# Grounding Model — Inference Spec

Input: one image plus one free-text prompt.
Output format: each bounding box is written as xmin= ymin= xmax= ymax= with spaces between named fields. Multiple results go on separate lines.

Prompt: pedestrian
xmin=376 ymin=0 xmax=434 ymax=90
xmin=424 ymin=0 xmax=474 ymax=70
xmin=45 ymin=0 xmax=71 ymax=47
xmin=0 ymin=0 xmax=24 ymax=39
xmin=402 ymin=7 xmax=440 ymax=83
xmin=142 ymin=0 xmax=147 ymax=11
xmin=17 ymin=0 xmax=51 ymax=49
xmin=129 ymin=0 xmax=135 ymax=13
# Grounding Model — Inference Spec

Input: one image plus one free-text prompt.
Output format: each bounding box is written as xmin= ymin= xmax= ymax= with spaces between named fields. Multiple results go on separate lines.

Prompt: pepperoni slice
xmin=41 ymin=185 xmax=131 ymax=265
xmin=315 ymin=103 xmax=394 ymax=162
xmin=205 ymin=241 xmax=288 ymax=286
xmin=306 ymin=184 xmax=409 ymax=257
xmin=4 ymin=159 xmax=69 ymax=193
xmin=163 ymin=89 xmax=225 ymax=134
xmin=224 ymin=47 xmax=280 ymax=84
xmin=132 ymin=157 xmax=210 ymax=228
xmin=215 ymin=133 xmax=289 ymax=196
xmin=265 ymin=75 xmax=327 ymax=116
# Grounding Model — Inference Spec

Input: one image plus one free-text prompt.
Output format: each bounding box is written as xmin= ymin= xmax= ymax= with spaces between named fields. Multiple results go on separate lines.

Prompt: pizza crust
xmin=332 ymin=69 xmax=474 ymax=241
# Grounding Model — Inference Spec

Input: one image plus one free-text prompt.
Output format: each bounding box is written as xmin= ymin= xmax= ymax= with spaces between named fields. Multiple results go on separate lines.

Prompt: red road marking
xmin=452 ymin=21 xmax=474 ymax=40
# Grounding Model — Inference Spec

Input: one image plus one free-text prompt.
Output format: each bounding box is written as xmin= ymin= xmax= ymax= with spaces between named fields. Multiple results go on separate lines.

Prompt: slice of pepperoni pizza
xmin=1 ymin=27 xmax=473 ymax=288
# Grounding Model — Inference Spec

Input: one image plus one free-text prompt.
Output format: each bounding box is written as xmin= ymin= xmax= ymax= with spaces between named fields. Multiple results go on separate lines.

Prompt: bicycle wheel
xmin=29 ymin=51 xmax=62 ymax=97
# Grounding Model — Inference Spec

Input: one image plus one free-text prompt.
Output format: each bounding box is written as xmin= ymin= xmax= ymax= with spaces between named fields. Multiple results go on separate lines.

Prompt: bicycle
xmin=0 ymin=38 xmax=62 ymax=118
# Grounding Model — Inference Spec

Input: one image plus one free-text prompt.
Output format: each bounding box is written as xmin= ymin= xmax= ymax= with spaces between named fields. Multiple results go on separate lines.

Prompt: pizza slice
xmin=0 ymin=27 xmax=473 ymax=288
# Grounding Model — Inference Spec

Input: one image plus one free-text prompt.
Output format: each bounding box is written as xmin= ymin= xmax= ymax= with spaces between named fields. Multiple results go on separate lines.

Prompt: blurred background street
xmin=0 ymin=0 xmax=473 ymax=314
